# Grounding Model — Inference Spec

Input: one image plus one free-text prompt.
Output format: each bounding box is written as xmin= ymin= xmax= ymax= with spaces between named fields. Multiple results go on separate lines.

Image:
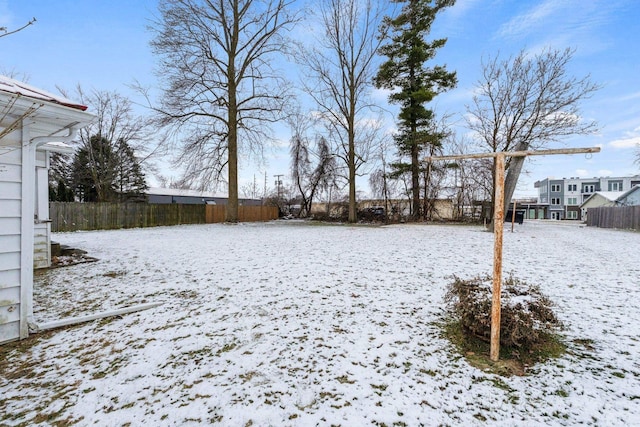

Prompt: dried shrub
xmin=444 ymin=275 xmax=563 ymax=353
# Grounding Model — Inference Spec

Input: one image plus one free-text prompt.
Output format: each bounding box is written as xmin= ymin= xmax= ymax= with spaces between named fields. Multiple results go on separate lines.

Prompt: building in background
xmin=146 ymin=187 xmax=262 ymax=206
xmin=534 ymin=175 xmax=640 ymax=220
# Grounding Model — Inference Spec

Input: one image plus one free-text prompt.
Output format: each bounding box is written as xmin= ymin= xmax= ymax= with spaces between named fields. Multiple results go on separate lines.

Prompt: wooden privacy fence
xmin=50 ymin=202 xmax=279 ymax=232
xmin=586 ymin=205 xmax=640 ymax=231
xmin=205 ymin=205 xmax=279 ymax=223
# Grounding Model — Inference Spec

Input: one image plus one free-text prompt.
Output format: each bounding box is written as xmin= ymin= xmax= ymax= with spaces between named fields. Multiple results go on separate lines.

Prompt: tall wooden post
xmin=491 ymin=154 xmax=505 ymax=361
xmin=424 ymin=147 xmax=600 ymax=362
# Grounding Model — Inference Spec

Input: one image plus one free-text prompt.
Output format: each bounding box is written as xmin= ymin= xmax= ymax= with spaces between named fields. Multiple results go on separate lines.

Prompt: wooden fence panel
xmin=206 ymin=205 xmax=227 ymax=223
xmin=50 ymin=202 xmax=279 ymax=231
xmin=587 ymin=205 xmax=640 ymax=230
xmin=50 ymin=202 xmax=206 ymax=232
xmin=205 ymin=205 xmax=278 ymax=223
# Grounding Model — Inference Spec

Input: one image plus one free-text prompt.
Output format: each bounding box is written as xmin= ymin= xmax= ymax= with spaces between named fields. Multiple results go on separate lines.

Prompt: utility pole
xmin=274 ymin=174 xmax=284 ymax=200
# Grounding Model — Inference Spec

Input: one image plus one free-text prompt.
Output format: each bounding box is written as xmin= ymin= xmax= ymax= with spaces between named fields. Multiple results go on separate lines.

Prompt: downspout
xmin=30 ymin=123 xmax=81 ymax=147
xmin=21 ymin=123 xmax=81 ymax=334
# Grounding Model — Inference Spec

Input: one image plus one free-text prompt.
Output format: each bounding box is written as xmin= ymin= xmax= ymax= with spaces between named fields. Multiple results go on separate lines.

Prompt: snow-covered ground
xmin=1 ymin=221 xmax=639 ymax=426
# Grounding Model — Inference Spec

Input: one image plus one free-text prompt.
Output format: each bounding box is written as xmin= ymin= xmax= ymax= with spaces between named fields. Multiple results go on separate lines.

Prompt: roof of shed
xmin=0 ymin=75 xmax=87 ymax=111
xmin=147 ymin=187 xmax=227 ymax=199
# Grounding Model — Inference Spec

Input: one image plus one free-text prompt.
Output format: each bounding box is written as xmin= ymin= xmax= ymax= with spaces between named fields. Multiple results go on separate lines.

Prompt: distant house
xmin=580 ymin=191 xmax=624 ymax=221
xmin=146 ymin=187 xmax=262 ymax=206
xmin=1 ymin=75 xmax=94 ymax=344
xmin=535 ymin=175 xmax=640 ymax=220
xmin=615 ymin=185 xmax=640 ymax=206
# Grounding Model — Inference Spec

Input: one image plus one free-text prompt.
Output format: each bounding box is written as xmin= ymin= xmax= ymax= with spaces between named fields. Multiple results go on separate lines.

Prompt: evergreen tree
xmin=375 ymin=0 xmax=457 ymax=220
xmin=114 ymin=138 xmax=148 ymax=202
xmin=70 ymin=135 xmax=147 ymax=202
xmin=71 ymin=135 xmax=117 ymax=202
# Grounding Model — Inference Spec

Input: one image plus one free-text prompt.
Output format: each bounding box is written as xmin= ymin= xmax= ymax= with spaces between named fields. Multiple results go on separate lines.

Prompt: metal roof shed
xmin=0 ymin=75 xmax=94 ymax=344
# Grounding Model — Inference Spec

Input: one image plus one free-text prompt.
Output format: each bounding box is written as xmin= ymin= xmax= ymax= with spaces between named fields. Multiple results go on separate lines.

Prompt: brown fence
xmin=50 ymin=202 xmax=206 ymax=232
xmin=50 ymin=202 xmax=279 ymax=232
xmin=586 ymin=205 xmax=640 ymax=231
xmin=205 ymin=205 xmax=279 ymax=223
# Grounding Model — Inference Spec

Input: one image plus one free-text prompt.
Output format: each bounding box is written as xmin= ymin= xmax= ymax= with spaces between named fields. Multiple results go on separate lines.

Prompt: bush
xmin=444 ymin=275 xmax=563 ymax=352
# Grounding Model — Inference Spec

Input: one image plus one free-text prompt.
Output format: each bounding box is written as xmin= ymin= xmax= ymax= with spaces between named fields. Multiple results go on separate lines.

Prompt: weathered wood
xmin=490 ymin=154 xmax=505 ymax=362
xmin=50 ymin=203 xmax=207 ymax=232
xmin=51 ymin=203 xmax=280 ymax=231
xmin=425 ymin=146 xmax=600 ymax=362
xmin=587 ymin=205 xmax=640 ymax=230
xmin=425 ymin=146 xmax=600 ymax=161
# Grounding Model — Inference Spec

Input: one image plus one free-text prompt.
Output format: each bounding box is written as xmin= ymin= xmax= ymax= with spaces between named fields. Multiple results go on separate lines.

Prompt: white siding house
xmin=0 ymin=76 xmax=93 ymax=344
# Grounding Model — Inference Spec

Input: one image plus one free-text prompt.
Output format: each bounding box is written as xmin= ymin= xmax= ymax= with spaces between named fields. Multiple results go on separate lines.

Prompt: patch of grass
xmin=439 ymin=320 xmax=567 ymax=377
xmin=336 ymin=375 xmax=355 ymax=384
xmin=216 ymin=342 xmax=237 ymax=355
xmin=102 ymin=270 xmax=126 ymax=278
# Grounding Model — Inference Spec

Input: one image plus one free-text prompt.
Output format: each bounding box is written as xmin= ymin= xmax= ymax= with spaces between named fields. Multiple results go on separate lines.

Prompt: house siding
xmin=33 ymin=223 xmax=50 ymax=269
xmin=0 ymin=134 xmax=23 ymax=344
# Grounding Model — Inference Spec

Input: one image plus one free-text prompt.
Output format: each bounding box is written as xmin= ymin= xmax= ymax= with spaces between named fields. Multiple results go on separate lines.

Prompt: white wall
xmin=0 ymin=130 xmax=23 ymax=343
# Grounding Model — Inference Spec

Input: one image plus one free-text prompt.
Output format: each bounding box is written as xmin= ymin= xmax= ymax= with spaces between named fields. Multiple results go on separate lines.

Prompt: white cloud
xmin=598 ymin=169 xmax=613 ymax=176
xmin=497 ymin=1 xmax=561 ymax=39
xmin=609 ymin=135 xmax=640 ymax=149
xmin=575 ymin=169 xmax=589 ymax=177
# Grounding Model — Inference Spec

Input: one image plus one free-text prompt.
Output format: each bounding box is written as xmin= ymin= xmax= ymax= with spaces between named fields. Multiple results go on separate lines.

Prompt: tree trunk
xmin=502 ymin=155 xmax=525 ymax=219
xmin=226 ymin=64 xmax=239 ymax=222
xmin=411 ymin=142 xmax=421 ymax=220
xmin=348 ymin=110 xmax=357 ymax=223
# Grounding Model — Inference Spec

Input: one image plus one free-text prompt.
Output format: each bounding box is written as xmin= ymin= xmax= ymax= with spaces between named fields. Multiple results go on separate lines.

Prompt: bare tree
xmin=56 ymin=87 xmax=156 ymax=202
xmin=442 ymin=136 xmax=493 ymax=221
xmin=289 ymin=111 xmax=337 ymax=218
xmin=368 ymin=134 xmax=396 ymax=218
xmin=467 ymin=48 xmax=599 ymax=230
xmin=148 ymin=0 xmax=297 ymax=222
xmin=51 ymin=85 xmax=162 ymax=201
xmin=67 ymin=87 xmax=159 ymax=161
xmin=298 ymin=0 xmax=386 ymax=223
xmin=0 ymin=17 xmax=36 ymax=38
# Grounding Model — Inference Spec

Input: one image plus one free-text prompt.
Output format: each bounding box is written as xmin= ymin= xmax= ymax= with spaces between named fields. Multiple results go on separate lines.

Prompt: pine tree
xmin=71 ymin=135 xmax=117 ymax=202
xmin=375 ymin=0 xmax=457 ymax=220
xmin=114 ymin=138 xmax=148 ymax=202
xmin=70 ymin=135 xmax=147 ymax=202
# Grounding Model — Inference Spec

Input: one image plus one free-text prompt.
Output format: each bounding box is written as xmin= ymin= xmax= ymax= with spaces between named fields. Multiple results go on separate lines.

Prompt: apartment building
xmin=534 ymin=175 xmax=640 ymax=220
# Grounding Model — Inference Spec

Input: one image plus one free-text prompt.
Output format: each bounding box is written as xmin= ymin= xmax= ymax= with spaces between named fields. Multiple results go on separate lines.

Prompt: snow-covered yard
xmin=1 ymin=221 xmax=639 ymax=426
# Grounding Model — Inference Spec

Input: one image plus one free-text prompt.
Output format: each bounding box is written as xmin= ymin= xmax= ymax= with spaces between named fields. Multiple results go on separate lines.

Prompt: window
xmin=551 ymin=198 xmax=561 ymax=205
xmin=608 ymin=181 xmax=623 ymax=191
xmin=567 ymin=197 xmax=577 ymax=205
xmin=551 ymin=184 xmax=561 ymax=192
xmin=583 ymin=184 xmax=595 ymax=193
xmin=567 ymin=211 xmax=578 ymax=219
xmin=568 ymin=184 xmax=577 ymax=192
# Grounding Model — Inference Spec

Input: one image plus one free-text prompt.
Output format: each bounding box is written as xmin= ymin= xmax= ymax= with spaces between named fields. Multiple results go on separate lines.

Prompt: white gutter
xmin=22 ymin=123 xmax=82 ymax=335
xmin=30 ymin=122 xmax=81 ymax=147
xmin=36 ymin=302 xmax=163 ymax=331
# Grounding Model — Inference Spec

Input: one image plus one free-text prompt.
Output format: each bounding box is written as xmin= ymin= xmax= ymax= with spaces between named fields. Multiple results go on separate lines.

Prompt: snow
xmin=0 ymin=74 xmax=87 ymax=111
xmin=1 ymin=220 xmax=639 ymax=426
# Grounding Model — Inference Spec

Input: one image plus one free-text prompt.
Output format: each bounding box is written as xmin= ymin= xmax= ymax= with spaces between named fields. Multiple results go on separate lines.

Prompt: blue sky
xmin=2 ymin=0 xmax=639 ymax=197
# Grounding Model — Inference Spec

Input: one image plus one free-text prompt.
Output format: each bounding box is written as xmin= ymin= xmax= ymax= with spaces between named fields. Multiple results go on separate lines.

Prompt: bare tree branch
xmin=148 ymin=0 xmax=298 ymax=221
xmin=466 ymin=47 xmax=600 ymax=230
xmin=0 ymin=17 xmax=36 ymax=38
xmin=297 ymin=0 xmax=386 ymax=222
